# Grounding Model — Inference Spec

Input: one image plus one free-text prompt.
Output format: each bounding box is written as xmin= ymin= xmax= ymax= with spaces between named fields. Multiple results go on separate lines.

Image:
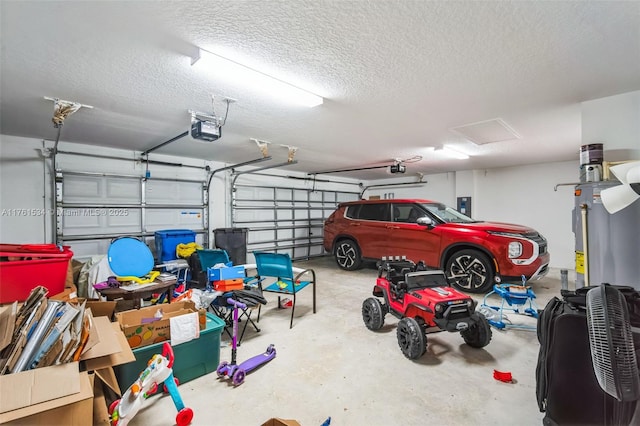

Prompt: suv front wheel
xmin=334 ymin=239 xmax=362 ymax=271
xmin=445 ymin=249 xmax=494 ymax=293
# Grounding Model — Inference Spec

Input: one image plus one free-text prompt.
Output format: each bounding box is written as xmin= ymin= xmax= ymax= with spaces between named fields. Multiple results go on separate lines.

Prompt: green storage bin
xmin=114 ymin=313 xmax=224 ymax=390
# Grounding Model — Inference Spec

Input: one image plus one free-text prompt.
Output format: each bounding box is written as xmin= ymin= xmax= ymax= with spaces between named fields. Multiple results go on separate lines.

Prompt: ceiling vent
xmin=450 ymin=118 xmax=521 ymax=145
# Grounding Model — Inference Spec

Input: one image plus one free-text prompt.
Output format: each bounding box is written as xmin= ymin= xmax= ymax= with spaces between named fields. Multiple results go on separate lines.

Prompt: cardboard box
xmin=0 ymin=362 xmax=81 ymax=414
xmin=115 ymin=301 xmax=206 ymax=349
xmin=78 ymin=299 xmax=117 ymax=320
xmin=213 ymin=278 xmax=244 ymax=292
xmin=207 ymin=265 xmax=245 ymax=281
xmin=261 ymin=419 xmax=302 ymax=426
xmin=0 ymin=311 xmax=134 ymax=425
xmin=114 ymin=313 xmax=224 ymax=391
xmin=0 ymin=371 xmax=93 ymax=425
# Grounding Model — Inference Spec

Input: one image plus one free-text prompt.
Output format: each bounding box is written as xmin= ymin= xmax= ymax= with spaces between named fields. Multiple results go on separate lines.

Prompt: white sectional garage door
xmin=57 ymin=171 xmax=207 ymax=258
xmin=232 ymin=182 xmax=359 ymax=260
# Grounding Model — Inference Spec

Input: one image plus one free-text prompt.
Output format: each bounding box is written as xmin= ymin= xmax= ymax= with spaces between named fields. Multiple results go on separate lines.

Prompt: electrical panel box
xmin=457 ymin=196 xmax=471 ymax=216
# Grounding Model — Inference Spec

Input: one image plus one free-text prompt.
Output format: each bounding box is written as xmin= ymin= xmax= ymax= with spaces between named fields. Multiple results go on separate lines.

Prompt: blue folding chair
xmin=252 ymin=251 xmax=316 ymax=329
xmin=197 ymin=249 xmax=231 ymax=270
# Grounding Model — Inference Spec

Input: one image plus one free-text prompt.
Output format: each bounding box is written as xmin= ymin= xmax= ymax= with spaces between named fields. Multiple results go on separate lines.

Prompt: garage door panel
xmin=337 ymin=193 xmax=356 ymax=202
xmin=309 ymin=192 xmax=323 ymax=202
xmin=235 ymin=187 xmax=274 ymax=201
xmin=64 ymin=176 xmax=141 ymax=204
xmin=278 ymin=210 xmax=293 ymax=220
xmin=235 ymin=210 xmax=275 ymax=222
xmin=105 ymin=179 xmax=141 ymax=202
xmin=67 ymin=240 xmax=112 ymax=259
xmin=145 ymin=209 xmax=204 ymax=231
xmin=62 ymin=209 xmax=141 ymax=236
xmin=249 ymin=229 xmax=274 ymax=244
xmin=309 ymin=245 xmax=324 ymax=256
xmin=278 ymin=229 xmax=294 ymax=240
xmin=146 ymin=180 xmax=203 ymax=204
xmin=63 ymin=177 xmax=102 ymax=201
xmin=294 ymin=210 xmax=309 ymax=220
xmin=275 ymin=188 xmax=292 ymax=200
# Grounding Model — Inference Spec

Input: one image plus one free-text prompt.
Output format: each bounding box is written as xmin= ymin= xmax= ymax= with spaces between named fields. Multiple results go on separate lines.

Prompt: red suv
xmin=323 ymin=199 xmax=550 ymax=293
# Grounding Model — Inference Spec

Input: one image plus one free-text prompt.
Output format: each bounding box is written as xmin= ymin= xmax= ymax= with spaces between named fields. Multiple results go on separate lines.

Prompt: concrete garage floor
xmin=131 ymin=256 xmax=563 ymax=426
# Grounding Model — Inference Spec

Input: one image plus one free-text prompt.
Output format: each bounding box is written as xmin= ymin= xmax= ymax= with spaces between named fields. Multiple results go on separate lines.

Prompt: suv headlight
xmin=435 ymin=303 xmax=444 ymax=313
xmin=508 ymin=241 xmax=522 ymax=258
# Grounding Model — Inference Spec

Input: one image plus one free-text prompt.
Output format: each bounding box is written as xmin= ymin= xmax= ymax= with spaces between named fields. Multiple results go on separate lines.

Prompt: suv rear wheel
xmin=396 ymin=317 xmax=426 ymax=360
xmin=445 ymin=249 xmax=494 ymax=293
xmin=334 ymin=239 xmax=362 ymax=271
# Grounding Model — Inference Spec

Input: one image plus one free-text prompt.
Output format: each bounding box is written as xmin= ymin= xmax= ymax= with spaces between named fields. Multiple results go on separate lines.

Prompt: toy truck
xmin=362 ymin=258 xmax=492 ymax=359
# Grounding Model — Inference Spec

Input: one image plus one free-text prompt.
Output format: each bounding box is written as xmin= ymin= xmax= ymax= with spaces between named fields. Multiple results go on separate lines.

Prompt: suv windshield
xmin=419 ymin=202 xmax=474 ymax=223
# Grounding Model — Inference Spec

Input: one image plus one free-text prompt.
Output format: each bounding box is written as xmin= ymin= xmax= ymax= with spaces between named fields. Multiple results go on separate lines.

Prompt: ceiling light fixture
xmin=436 ymin=146 xmax=470 ymax=160
xmin=190 ymin=49 xmax=323 ymax=108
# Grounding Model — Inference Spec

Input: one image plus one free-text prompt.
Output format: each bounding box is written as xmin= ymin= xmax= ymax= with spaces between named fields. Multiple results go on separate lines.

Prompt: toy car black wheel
xmin=396 ymin=317 xmax=426 ymax=359
xmin=362 ymin=297 xmax=385 ymax=330
xmin=445 ymin=249 xmax=494 ymax=294
xmin=461 ymin=313 xmax=493 ymax=348
xmin=334 ymin=239 xmax=362 ymax=271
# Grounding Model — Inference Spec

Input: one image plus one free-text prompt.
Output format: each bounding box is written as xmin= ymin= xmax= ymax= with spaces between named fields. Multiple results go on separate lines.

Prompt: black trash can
xmin=214 ymin=228 xmax=248 ymax=265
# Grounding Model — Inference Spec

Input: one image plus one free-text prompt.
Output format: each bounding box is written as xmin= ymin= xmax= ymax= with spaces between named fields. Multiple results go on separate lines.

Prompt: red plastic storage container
xmin=0 ymin=244 xmax=73 ymax=303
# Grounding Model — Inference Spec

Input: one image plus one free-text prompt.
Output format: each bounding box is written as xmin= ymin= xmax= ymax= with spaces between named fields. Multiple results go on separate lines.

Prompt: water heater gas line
xmin=580 ymin=203 xmax=590 ymax=287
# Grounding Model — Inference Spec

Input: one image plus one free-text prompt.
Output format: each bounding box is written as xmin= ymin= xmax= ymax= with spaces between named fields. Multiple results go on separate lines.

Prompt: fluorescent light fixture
xmin=191 ymin=48 xmax=323 ymax=108
xmin=437 ymin=145 xmax=470 ymax=160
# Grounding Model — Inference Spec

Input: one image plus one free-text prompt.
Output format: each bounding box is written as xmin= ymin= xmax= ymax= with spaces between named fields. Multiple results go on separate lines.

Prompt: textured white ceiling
xmin=1 ymin=1 xmax=639 ymax=180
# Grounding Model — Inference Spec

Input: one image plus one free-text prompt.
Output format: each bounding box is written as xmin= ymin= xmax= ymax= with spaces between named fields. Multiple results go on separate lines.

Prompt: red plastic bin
xmin=0 ymin=244 xmax=73 ymax=303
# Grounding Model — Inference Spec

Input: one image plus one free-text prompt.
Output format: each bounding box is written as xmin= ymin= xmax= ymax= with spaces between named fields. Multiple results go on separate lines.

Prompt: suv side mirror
xmin=416 ymin=216 xmax=433 ymax=227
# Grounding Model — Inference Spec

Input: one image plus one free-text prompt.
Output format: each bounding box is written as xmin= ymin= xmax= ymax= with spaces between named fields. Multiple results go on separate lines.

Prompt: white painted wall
xmin=582 ymin=90 xmax=640 ymax=162
xmin=0 ymin=136 xmax=50 ymax=243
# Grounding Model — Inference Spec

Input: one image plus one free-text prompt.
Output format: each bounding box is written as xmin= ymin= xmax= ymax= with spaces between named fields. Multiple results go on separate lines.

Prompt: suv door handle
xmin=386 ymin=225 xmax=400 ymax=229
xmin=350 ymin=222 xmax=360 ymax=226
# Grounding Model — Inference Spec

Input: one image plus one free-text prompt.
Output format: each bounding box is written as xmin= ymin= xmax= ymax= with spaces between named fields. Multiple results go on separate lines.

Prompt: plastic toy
xmin=362 ymin=258 xmax=492 ymax=360
xmin=479 ymin=275 xmax=539 ymax=330
xmin=217 ymin=298 xmax=276 ymax=386
xmin=109 ymin=343 xmax=193 ymax=426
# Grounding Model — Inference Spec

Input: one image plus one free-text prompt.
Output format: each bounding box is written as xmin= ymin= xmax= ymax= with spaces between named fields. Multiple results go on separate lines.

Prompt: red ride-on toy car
xmin=362 ymin=258 xmax=492 ymax=359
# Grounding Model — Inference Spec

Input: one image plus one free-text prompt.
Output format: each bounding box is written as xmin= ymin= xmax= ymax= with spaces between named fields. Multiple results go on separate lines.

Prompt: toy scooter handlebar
xmin=162 ymin=342 xmax=175 ymax=368
xmin=226 ymin=298 xmax=247 ymax=310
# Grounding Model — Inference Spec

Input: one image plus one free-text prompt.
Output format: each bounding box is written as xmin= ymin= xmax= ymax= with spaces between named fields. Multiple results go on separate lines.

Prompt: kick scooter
xmin=217 ymin=298 xmax=276 ymax=386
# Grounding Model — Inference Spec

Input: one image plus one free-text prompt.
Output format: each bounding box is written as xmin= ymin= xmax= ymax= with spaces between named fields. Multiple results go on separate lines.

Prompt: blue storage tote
xmin=155 ymin=229 xmax=196 ymax=262
xmin=207 ymin=265 xmax=246 ymax=281
xmin=113 ymin=313 xmax=224 ymax=390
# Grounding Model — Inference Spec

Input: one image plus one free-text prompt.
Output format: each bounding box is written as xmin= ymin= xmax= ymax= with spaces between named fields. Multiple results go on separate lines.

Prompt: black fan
xmin=586 ymin=284 xmax=640 ymax=402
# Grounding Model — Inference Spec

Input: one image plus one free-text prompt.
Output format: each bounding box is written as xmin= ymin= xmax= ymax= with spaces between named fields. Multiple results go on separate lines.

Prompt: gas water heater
xmin=573 ymin=181 xmax=640 ymax=289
